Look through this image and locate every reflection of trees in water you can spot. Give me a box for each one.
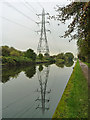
[65,60,74,67]
[2,67,22,83]
[2,65,36,83]
[38,65,43,72]
[24,66,36,78]
[2,61,74,83]
[56,62,64,68]
[56,60,74,68]
[35,65,51,114]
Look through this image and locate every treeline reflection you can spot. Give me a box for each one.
[56,60,74,68]
[2,61,74,83]
[2,65,36,83]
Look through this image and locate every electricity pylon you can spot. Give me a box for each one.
[35,65,51,114]
[36,8,51,56]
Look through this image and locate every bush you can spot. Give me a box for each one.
[2,56,34,66]
[24,49,36,61]
[2,57,16,66]
[64,52,74,61]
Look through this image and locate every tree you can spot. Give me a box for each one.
[2,46,10,56]
[64,52,74,61]
[51,1,90,62]
[56,53,65,59]
[44,53,49,57]
[38,53,43,60]
[24,49,36,61]
[10,50,20,57]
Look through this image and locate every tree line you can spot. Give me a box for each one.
[1,46,36,66]
[0,45,74,66]
[50,1,90,62]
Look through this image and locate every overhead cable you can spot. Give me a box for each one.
[1,16,34,31]
[4,2,36,22]
[24,0,37,14]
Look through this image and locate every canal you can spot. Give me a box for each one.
[2,62,74,118]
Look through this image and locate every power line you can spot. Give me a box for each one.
[4,2,36,23]
[37,2,43,9]
[21,1,36,15]
[12,100,36,118]
[24,0,37,14]
[0,16,34,31]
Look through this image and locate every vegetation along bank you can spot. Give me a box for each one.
[52,60,88,118]
[0,46,74,66]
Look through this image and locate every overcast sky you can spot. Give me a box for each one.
[0,0,77,56]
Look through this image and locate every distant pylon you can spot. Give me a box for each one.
[36,8,50,56]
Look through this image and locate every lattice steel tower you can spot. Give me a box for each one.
[36,8,50,56]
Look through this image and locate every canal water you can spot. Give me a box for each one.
[2,62,74,118]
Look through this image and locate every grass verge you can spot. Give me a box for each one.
[52,60,88,118]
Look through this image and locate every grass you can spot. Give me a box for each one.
[52,60,88,118]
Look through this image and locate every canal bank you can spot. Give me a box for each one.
[52,60,88,118]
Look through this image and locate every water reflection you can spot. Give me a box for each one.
[35,65,51,114]
[2,61,74,83]
[38,65,43,72]
[2,62,74,118]
[24,66,36,78]
[64,61,74,67]
[2,65,36,83]
[55,62,64,68]
[56,60,74,68]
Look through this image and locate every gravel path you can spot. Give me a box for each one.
[79,60,90,88]
[79,60,90,118]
